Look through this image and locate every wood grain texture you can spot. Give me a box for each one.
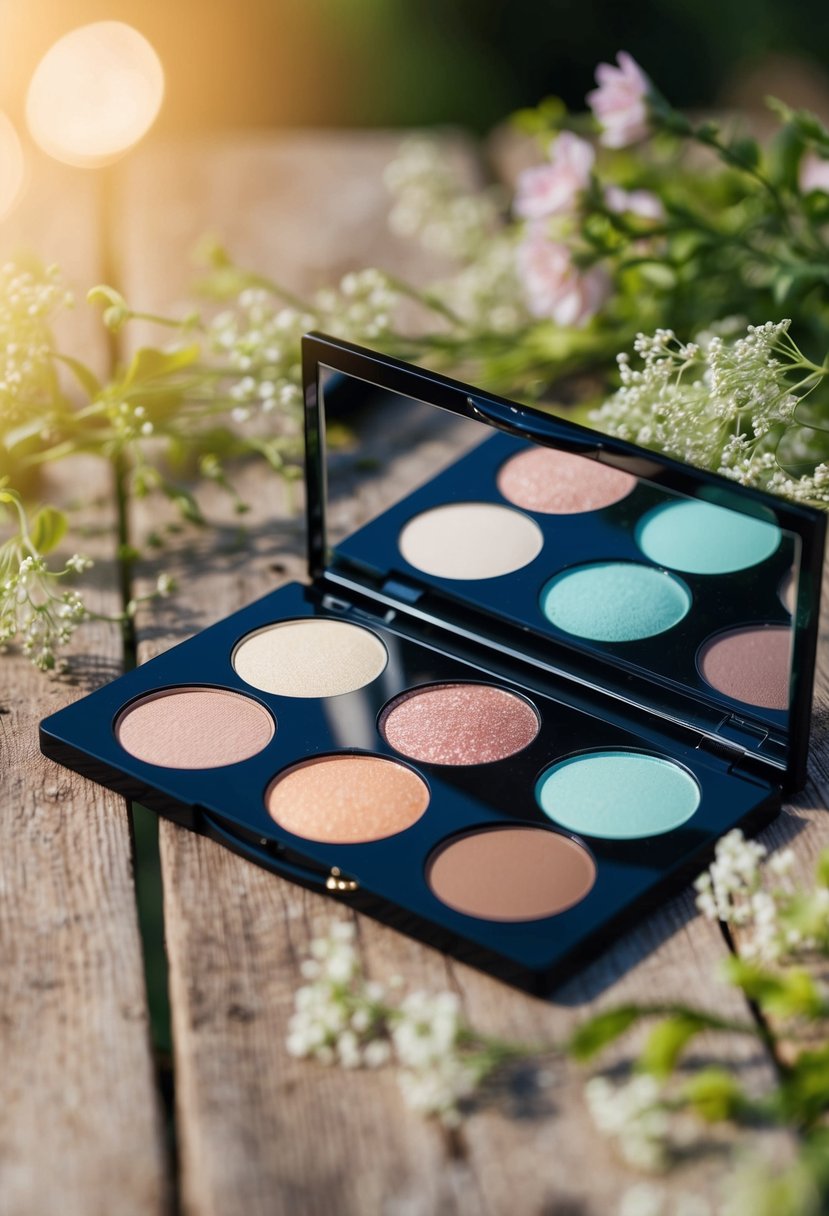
[0,467,168,1216]
[119,132,798,1215]
[0,168,167,1216]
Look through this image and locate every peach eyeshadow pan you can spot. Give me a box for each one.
[266,754,430,843]
[115,686,275,769]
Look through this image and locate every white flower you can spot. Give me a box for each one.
[517,231,610,326]
[799,152,829,195]
[587,51,651,148]
[514,132,595,219]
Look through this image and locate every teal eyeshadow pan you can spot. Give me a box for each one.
[635,499,781,574]
[536,751,701,840]
[540,561,691,642]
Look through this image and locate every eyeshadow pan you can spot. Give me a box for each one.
[536,750,700,839]
[379,682,539,765]
[497,446,636,514]
[540,561,691,642]
[635,499,781,574]
[115,686,274,769]
[399,502,544,579]
[233,618,387,698]
[266,754,430,843]
[698,625,791,710]
[427,825,596,921]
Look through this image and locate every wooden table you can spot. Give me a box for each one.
[2,131,825,1216]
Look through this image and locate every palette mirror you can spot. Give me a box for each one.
[315,360,813,784]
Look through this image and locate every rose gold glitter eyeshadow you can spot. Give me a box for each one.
[497,447,636,514]
[698,625,792,710]
[379,683,539,765]
[115,686,274,768]
[427,825,596,921]
[265,754,430,843]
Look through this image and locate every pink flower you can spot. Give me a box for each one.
[799,152,829,195]
[604,185,664,221]
[587,52,650,149]
[517,231,610,326]
[514,131,595,219]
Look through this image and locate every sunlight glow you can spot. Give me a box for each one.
[26,22,164,168]
[0,112,25,219]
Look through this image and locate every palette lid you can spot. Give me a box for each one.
[302,333,826,791]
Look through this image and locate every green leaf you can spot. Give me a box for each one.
[568,1005,644,1061]
[728,136,761,172]
[53,353,102,399]
[778,1046,829,1126]
[30,506,67,555]
[816,850,829,888]
[120,344,201,389]
[724,958,825,1019]
[639,1013,708,1078]
[767,97,829,156]
[681,1067,745,1122]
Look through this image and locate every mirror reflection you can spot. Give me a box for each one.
[320,367,799,726]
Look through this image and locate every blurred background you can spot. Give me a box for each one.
[3,0,829,138]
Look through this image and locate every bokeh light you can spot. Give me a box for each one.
[0,112,25,219]
[25,21,164,168]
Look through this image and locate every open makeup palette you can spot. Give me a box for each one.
[41,334,827,993]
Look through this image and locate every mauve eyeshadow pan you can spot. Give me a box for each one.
[379,682,539,765]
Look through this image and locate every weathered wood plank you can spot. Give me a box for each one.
[120,132,795,1215]
[0,168,168,1215]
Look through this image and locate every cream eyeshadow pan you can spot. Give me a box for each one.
[39,334,825,995]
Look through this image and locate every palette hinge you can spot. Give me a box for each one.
[696,733,748,765]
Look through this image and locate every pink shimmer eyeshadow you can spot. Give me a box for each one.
[698,626,792,711]
[116,686,275,768]
[497,447,636,515]
[379,683,540,766]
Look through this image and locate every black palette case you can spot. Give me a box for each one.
[40,334,826,993]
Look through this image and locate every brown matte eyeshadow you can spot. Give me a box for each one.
[426,825,596,922]
[379,682,540,765]
[497,446,636,514]
[115,686,275,769]
[265,754,430,843]
[698,625,792,710]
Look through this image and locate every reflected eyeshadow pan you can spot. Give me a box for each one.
[698,626,792,710]
[427,826,596,921]
[540,562,691,642]
[399,502,543,579]
[636,500,781,574]
[497,446,636,514]
[233,618,387,697]
[115,687,274,769]
[266,754,430,843]
[536,751,700,839]
[379,682,539,765]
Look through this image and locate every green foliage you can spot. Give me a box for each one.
[680,1067,746,1123]
[568,1006,645,1060]
[639,1013,710,1078]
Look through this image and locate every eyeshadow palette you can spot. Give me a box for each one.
[40,334,827,993]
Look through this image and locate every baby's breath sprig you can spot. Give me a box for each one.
[591,320,829,506]
[286,919,542,1127]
